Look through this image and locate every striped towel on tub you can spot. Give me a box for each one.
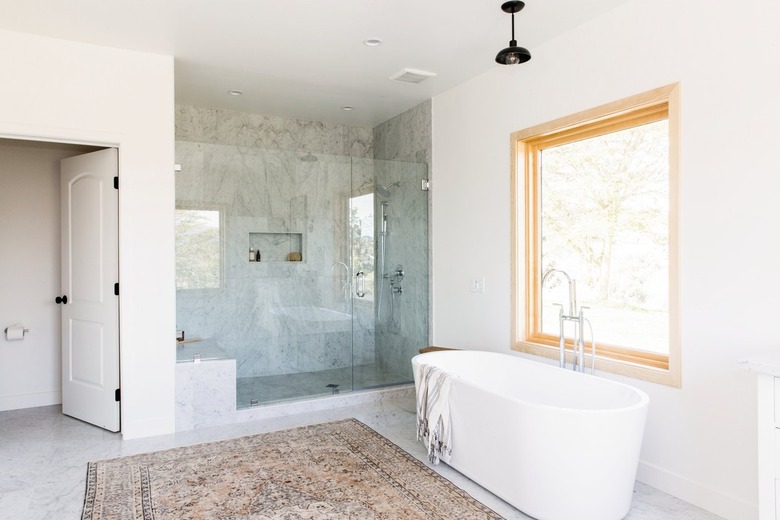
[414,363,453,465]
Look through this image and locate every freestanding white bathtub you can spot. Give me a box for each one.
[412,350,649,520]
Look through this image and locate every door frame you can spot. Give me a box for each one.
[1,131,122,430]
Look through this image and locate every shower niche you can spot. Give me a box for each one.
[247,193,306,263]
[248,232,303,262]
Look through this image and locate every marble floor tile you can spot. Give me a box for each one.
[236,362,410,408]
[0,397,724,520]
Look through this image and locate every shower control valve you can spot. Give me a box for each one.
[389,264,404,295]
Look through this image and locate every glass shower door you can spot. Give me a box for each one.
[348,185,377,389]
[350,157,428,390]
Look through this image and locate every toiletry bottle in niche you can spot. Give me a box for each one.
[249,248,255,262]
[255,250,261,262]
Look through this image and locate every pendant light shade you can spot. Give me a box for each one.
[495,1,531,65]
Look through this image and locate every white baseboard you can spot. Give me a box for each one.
[0,390,60,411]
[637,460,757,520]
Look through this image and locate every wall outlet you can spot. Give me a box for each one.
[470,277,485,293]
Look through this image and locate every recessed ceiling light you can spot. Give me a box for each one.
[342,106,355,111]
[363,38,382,47]
[227,90,243,96]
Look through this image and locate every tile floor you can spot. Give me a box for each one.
[236,363,411,408]
[0,394,724,520]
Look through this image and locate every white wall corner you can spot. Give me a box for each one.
[637,460,756,520]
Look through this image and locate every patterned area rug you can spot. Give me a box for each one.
[82,418,501,519]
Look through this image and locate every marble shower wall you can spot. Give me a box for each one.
[176,105,374,158]
[175,106,376,380]
[373,100,432,166]
[175,103,431,386]
[372,101,432,378]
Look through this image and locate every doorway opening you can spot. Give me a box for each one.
[0,138,120,432]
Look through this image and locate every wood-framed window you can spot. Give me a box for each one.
[510,84,681,386]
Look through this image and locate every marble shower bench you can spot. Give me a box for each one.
[175,339,236,431]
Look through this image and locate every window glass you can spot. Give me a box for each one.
[350,193,375,301]
[540,120,669,354]
[175,209,221,290]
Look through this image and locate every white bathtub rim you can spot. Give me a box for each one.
[413,350,649,415]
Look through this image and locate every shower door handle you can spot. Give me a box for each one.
[355,271,365,298]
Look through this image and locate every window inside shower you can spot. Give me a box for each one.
[175,208,222,290]
[349,193,375,302]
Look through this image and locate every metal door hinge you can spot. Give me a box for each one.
[115,388,121,402]
[113,176,119,190]
[421,179,430,191]
[114,283,119,296]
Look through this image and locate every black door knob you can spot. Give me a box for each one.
[55,295,68,305]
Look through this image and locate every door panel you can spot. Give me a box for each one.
[69,319,104,386]
[61,148,119,432]
[70,177,103,303]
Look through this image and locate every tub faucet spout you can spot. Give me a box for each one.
[542,268,576,317]
[541,268,594,374]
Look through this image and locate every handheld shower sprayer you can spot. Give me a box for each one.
[380,202,388,235]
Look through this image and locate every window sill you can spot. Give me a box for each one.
[512,340,681,388]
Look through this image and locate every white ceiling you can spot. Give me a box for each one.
[0,0,631,127]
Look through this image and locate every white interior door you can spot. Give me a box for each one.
[60,148,120,432]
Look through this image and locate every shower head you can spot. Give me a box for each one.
[377,181,401,199]
[300,152,318,163]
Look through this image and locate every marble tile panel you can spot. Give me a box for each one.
[0,488,34,519]
[175,358,237,432]
[373,100,432,164]
[176,105,374,158]
[175,105,219,143]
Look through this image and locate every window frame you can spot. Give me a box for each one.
[510,83,681,387]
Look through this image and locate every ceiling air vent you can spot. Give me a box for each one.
[389,68,437,84]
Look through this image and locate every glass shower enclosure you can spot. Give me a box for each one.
[175,142,428,408]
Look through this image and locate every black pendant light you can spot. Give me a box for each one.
[495,1,531,65]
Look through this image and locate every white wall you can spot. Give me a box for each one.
[0,141,95,410]
[0,30,176,438]
[431,0,780,518]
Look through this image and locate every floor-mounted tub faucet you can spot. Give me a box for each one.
[541,269,595,374]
